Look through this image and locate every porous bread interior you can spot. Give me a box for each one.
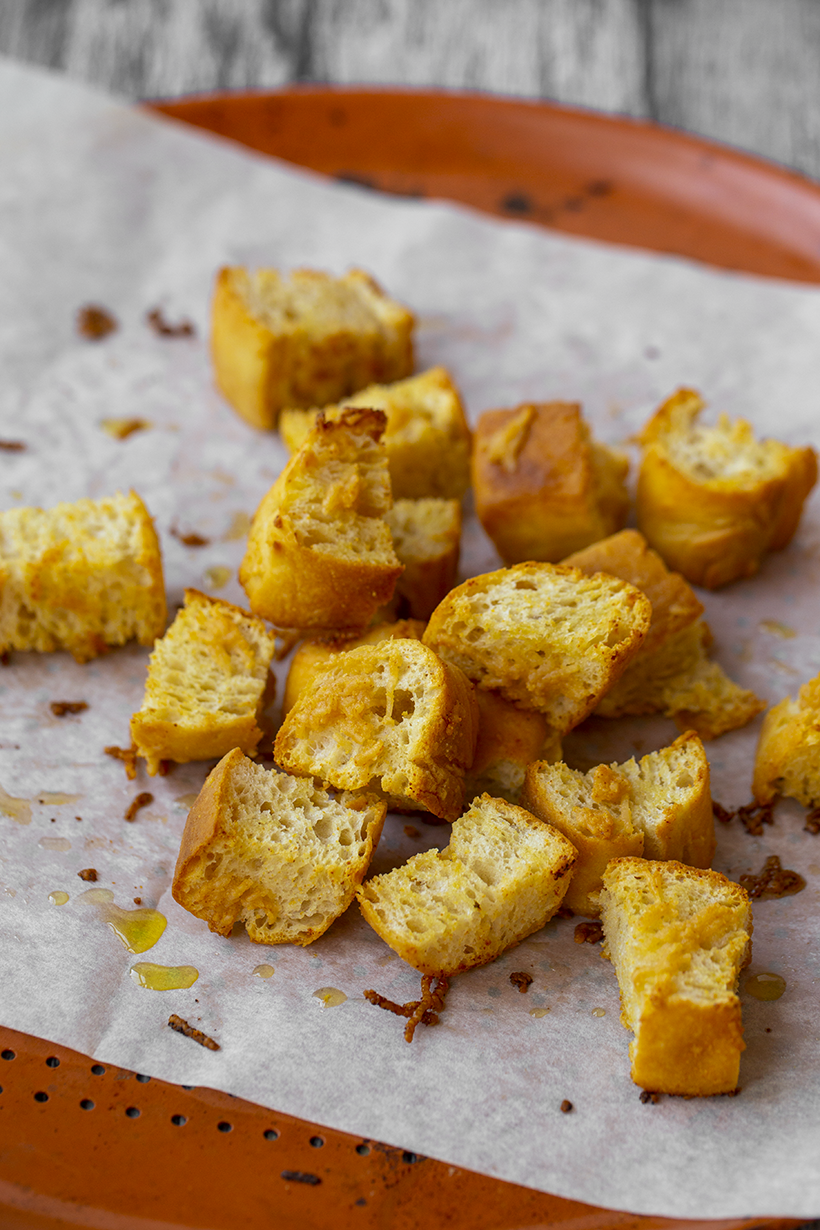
[531,760,637,843]
[186,757,379,944]
[425,565,649,731]
[385,498,461,562]
[284,414,397,562]
[284,642,442,804]
[0,491,163,656]
[136,591,274,726]
[241,268,398,338]
[618,737,708,860]
[652,398,793,487]
[754,676,820,805]
[600,859,751,1028]
[358,795,575,972]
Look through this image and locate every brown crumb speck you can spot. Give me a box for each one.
[403,825,421,839]
[158,759,174,776]
[640,1090,661,1104]
[0,440,26,452]
[133,897,142,905]
[739,855,805,900]
[50,701,88,717]
[170,524,210,548]
[509,971,533,993]
[560,1099,573,1113]
[104,744,137,780]
[101,417,151,441]
[712,801,734,824]
[146,307,195,338]
[574,920,604,944]
[168,1014,219,1050]
[364,974,450,1043]
[555,904,574,919]
[77,868,97,882]
[735,800,775,836]
[77,304,118,340]
[805,807,820,835]
[0,651,10,666]
[124,792,154,822]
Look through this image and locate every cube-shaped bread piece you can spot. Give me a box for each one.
[0,490,165,663]
[637,388,817,589]
[130,589,277,775]
[211,267,414,430]
[472,402,629,564]
[172,748,386,945]
[566,531,765,738]
[239,407,403,631]
[600,858,752,1095]
[357,794,577,975]
[524,732,714,916]
[275,639,479,822]
[282,618,426,716]
[422,562,651,735]
[466,690,562,805]
[753,673,820,806]
[280,367,471,498]
[384,498,461,621]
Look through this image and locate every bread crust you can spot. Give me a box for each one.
[385,498,461,621]
[600,858,752,1096]
[753,673,820,806]
[637,388,817,589]
[239,407,403,630]
[472,402,629,564]
[275,639,479,821]
[211,267,414,430]
[173,748,386,944]
[466,690,560,805]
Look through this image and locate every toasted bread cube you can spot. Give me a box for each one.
[523,732,714,916]
[280,367,471,498]
[384,498,461,621]
[753,673,820,806]
[637,388,817,589]
[0,490,165,663]
[466,690,561,805]
[600,858,752,1095]
[172,748,385,945]
[423,562,651,735]
[357,794,577,974]
[130,589,276,775]
[566,531,765,738]
[282,619,426,716]
[239,407,403,631]
[275,639,479,822]
[471,402,629,564]
[211,267,414,430]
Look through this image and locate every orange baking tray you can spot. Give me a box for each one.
[4,87,820,1230]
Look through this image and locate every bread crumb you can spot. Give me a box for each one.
[573,921,604,944]
[124,793,154,822]
[50,701,88,717]
[363,974,450,1043]
[713,801,734,824]
[0,440,25,452]
[640,1090,661,1104]
[509,972,533,993]
[738,855,805,900]
[100,417,151,440]
[170,525,210,548]
[167,1014,219,1050]
[560,1099,573,1113]
[77,868,97,882]
[805,807,820,835]
[133,896,142,905]
[403,825,421,839]
[104,745,138,780]
[146,307,195,338]
[77,304,117,340]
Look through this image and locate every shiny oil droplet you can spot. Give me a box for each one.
[130,963,199,990]
[759,620,797,640]
[746,973,786,1001]
[80,888,166,953]
[313,986,347,1008]
[223,511,252,541]
[205,565,232,590]
[591,1007,606,1017]
[39,836,71,852]
[0,784,31,825]
[253,964,275,979]
[37,792,82,806]
[48,891,69,906]
[174,793,200,809]
[529,1008,550,1018]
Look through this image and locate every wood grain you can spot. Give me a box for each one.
[1,0,820,181]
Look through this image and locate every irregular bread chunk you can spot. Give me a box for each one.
[130,589,277,775]
[211,267,414,430]
[565,531,765,738]
[600,858,752,1095]
[239,407,403,631]
[172,748,386,945]
[753,672,820,806]
[275,639,479,822]
[422,562,651,735]
[279,367,470,498]
[523,732,714,916]
[637,388,817,588]
[384,498,461,621]
[0,490,165,663]
[357,794,577,974]
[466,690,562,805]
[472,402,629,564]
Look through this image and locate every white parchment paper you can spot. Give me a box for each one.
[1,57,820,1220]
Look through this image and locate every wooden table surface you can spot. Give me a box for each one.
[1,0,819,184]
